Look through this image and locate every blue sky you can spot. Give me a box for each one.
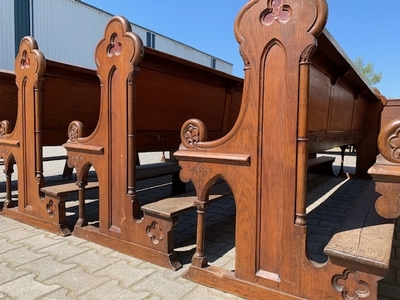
[83,0,399,98]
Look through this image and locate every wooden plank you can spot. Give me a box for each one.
[324,181,394,276]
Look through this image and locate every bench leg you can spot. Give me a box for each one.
[3,167,14,208]
[76,181,87,227]
[42,194,71,236]
[191,199,208,268]
[339,145,347,175]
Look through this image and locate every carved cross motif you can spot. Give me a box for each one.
[332,270,370,300]
[107,35,122,57]
[146,221,164,245]
[21,51,31,69]
[262,0,291,26]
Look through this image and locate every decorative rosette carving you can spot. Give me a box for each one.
[68,121,85,142]
[181,119,207,149]
[332,270,370,300]
[261,0,292,26]
[0,120,11,136]
[377,119,400,164]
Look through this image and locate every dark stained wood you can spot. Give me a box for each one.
[174,0,389,299]
[0,70,18,129]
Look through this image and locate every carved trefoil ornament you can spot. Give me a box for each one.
[107,34,122,57]
[261,0,292,26]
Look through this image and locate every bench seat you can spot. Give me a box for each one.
[308,156,336,176]
[141,181,232,219]
[40,181,99,197]
[324,181,394,277]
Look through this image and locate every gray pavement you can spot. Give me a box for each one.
[0,147,369,299]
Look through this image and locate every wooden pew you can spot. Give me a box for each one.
[0,37,100,235]
[0,20,242,239]
[172,0,391,299]
[60,16,242,270]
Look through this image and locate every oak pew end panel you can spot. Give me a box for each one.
[174,1,389,299]
[62,16,242,271]
[0,37,101,236]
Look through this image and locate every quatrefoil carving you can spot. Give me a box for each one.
[261,0,292,26]
[107,34,122,57]
[20,51,31,69]
[46,200,55,218]
[332,270,370,300]
[146,221,164,245]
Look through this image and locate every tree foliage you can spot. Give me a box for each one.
[353,56,382,86]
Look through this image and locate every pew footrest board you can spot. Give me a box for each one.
[324,181,395,277]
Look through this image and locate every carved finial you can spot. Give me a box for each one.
[15,36,46,79]
[95,16,144,69]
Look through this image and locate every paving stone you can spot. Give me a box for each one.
[15,255,77,281]
[94,260,155,288]
[37,240,90,261]
[41,288,74,300]
[0,246,47,268]
[132,272,196,300]
[79,279,151,300]
[184,285,246,300]
[14,233,64,251]
[0,262,29,285]
[0,226,42,243]
[44,266,108,298]
[0,237,24,254]
[62,249,119,273]
[0,273,60,300]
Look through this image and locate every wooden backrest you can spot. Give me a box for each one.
[136,48,242,151]
[0,70,18,129]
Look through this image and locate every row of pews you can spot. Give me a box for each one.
[0,0,399,298]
